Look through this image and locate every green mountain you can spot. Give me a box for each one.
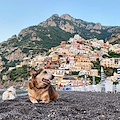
[39,14,117,40]
[0,14,120,74]
[1,14,120,87]
[1,26,73,55]
[1,14,119,57]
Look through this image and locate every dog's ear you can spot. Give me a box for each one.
[8,91,12,92]
[29,69,37,76]
[29,69,43,78]
[29,69,37,79]
[36,69,43,75]
[13,86,16,88]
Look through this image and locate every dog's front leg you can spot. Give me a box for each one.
[29,96,38,104]
[41,95,50,103]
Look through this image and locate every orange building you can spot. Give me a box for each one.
[60,41,66,45]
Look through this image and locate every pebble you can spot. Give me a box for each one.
[0,91,120,120]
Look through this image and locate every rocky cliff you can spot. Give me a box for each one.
[109,27,120,44]
[39,14,117,40]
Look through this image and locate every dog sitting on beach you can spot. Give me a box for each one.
[2,86,16,100]
[28,69,59,103]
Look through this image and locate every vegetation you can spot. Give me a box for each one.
[110,27,120,45]
[34,26,73,51]
[1,60,20,74]
[102,54,111,58]
[113,80,119,85]
[52,15,112,40]
[1,56,8,64]
[103,67,117,77]
[91,46,95,51]
[0,15,119,84]
[1,15,118,58]
[108,51,120,58]
[2,43,7,47]
[92,58,101,75]
[111,39,120,45]
[7,65,32,81]
[88,75,101,84]
[91,58,117,77]
[6,26,73,55]
[22,48,31,53]
[71,71,79,75]
[46,51,52,56]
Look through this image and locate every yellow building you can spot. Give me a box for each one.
[75,57,93,70]
[71,66,81,71]
[90,69,98,76]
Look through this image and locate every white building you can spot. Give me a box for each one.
[68,38,74,43]
[74,34,81,40]
[59,63,69,70]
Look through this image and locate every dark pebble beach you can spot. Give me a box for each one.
[0,91,120,120]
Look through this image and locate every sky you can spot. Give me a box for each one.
[0,0,120,42]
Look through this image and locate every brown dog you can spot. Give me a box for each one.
[28,69,59,103]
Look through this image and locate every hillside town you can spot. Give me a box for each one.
[1,34,120,92]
